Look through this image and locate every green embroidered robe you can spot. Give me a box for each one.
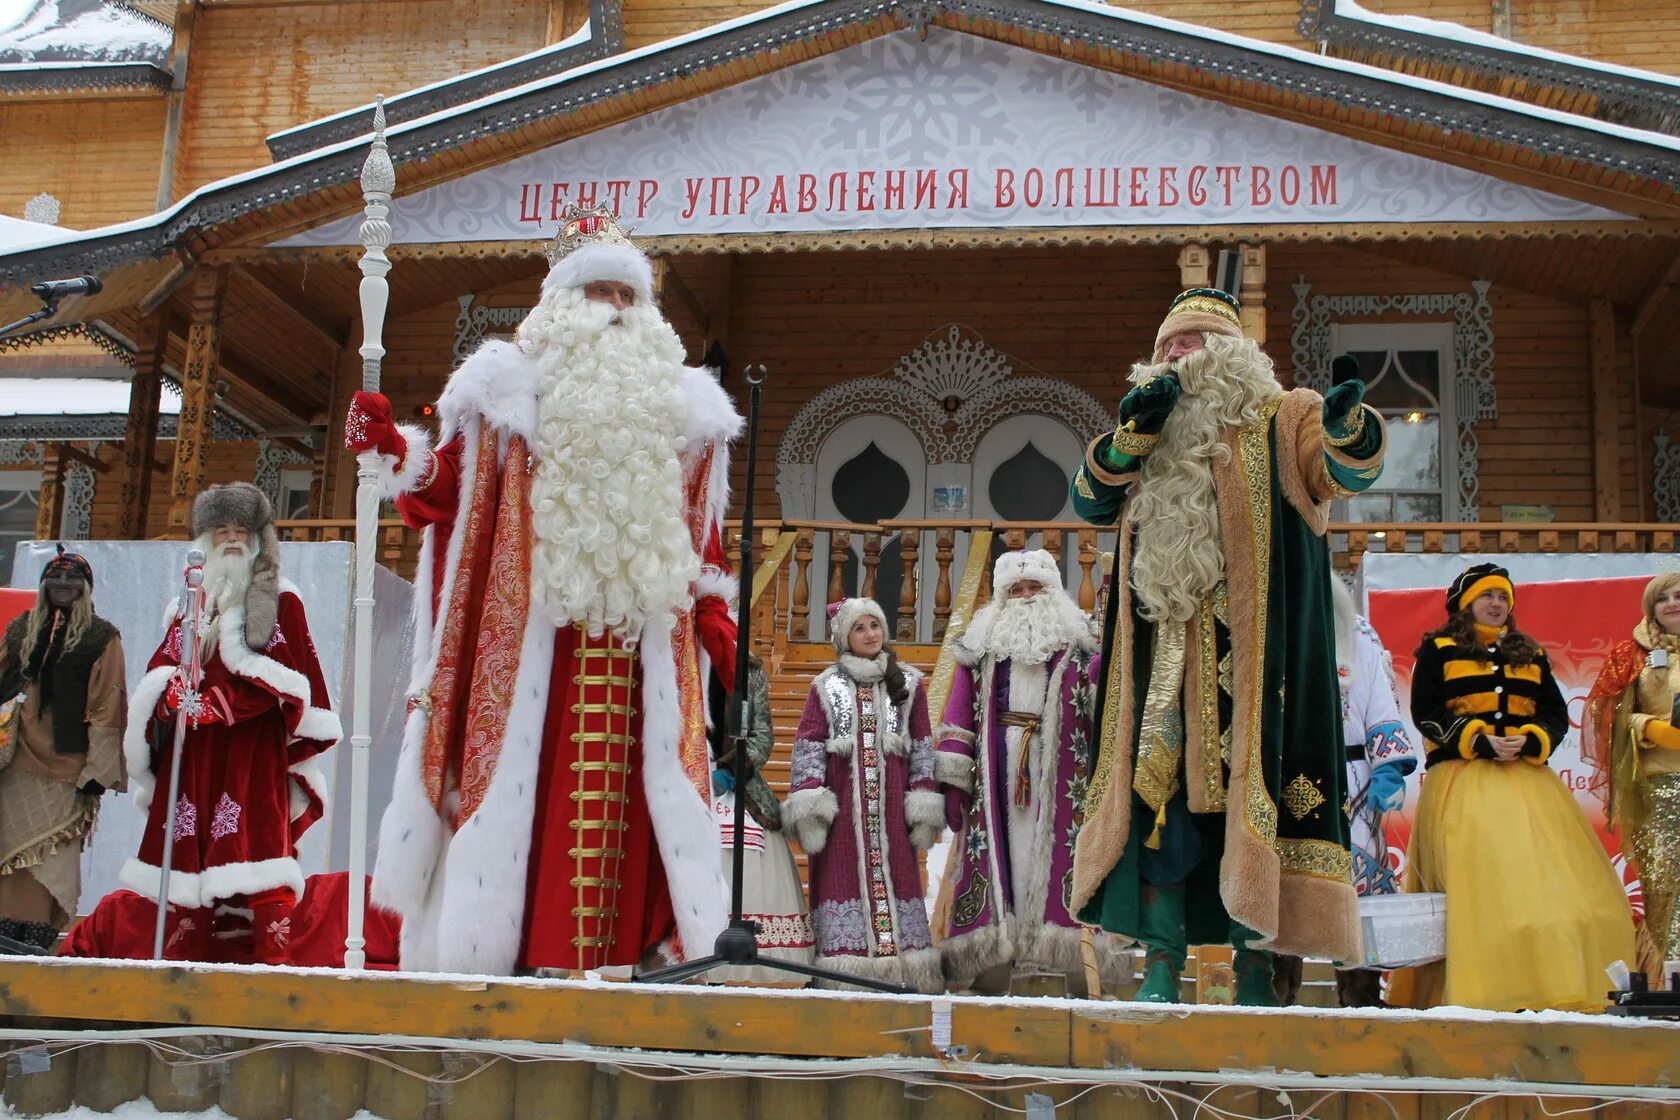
[1068,388,1384,961]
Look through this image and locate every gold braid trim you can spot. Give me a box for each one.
[1111,424,1160,457]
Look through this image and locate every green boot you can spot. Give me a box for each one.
[1133,882,1188,1004]
[1135,950,1183,1003]
[1233,946,1280,1007]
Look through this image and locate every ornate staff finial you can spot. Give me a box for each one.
[357,96,393,395]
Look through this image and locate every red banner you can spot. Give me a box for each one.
[1367,575,1649,919]
[0,588,31,632]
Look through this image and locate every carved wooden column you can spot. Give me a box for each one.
[1590,300,1622,520]
[1239,243,1267,344]
[168,268,225,530]
[1177,243,1209,290]
[34,444,66,540]
[118,316,167,538]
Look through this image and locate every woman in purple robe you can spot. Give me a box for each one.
[782,597,944,993]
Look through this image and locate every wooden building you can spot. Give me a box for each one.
[0,0,1674,567]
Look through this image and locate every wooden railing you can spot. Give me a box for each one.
[270,519,1680,648]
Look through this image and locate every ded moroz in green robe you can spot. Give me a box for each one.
[1068,388,1385,962]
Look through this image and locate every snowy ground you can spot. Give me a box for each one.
[0,1105,390,1120]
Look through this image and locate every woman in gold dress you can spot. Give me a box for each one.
[1391,563,1634,1012]
[1586,571,1680,979]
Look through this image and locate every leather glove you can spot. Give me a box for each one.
[1643,717,1680,751]
[1323,380,1368,445]
[344,391,408,465]
[78,780,104,797]
[1365,762,1408,813]
[1117,375,1180,437]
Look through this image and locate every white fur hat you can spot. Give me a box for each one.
[992,549,1061,601]
[540,242,656,305]
[828,597,888,653]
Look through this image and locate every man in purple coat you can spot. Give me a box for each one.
[934,550,1131,994]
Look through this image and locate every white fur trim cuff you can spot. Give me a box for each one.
[782,787,838,855]
[935,749,976,793]
[378,424,436,501]
[120,855,305,909]
[905,789,945,851]
[694,567,739,605]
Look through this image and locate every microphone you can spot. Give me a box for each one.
[29,275,102,302]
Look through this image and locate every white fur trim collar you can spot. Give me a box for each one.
[839,652,890,682]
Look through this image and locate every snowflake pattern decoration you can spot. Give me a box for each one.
[173,796,197,841]
[825,35,1018,164]
[210,793,242,841]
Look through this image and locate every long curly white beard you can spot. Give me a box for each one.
[979,590,1094,665]
[522,287,699,640]
[1128,334,1283,624]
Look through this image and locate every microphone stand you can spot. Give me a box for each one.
[153,549,207,959]
[635,366,909,994]
[0,300,59,342]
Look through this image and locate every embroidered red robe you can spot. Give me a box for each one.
[371,342,739,975]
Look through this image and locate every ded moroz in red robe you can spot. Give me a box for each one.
[122,584,338,908]
[371,341,741,976]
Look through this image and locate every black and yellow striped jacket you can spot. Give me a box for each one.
[1410,635,1568,768]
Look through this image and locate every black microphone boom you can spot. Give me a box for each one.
[29,275,101,302]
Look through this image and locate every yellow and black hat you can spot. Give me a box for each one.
[1448,562,1514,615]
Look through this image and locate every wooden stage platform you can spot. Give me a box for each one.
[0,958,1675,1118]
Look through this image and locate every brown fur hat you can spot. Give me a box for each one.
[191,481,281,650]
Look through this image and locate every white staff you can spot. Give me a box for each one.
[345,97,393,970]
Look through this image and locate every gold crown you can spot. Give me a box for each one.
[544,203,637,266]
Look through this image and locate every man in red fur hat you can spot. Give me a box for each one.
[347,205,739,976]
[125,482,338,963]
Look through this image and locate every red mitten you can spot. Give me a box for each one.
[344,391,406,466]
[694,596,738,687]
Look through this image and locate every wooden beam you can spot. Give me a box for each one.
[1633,251,1680,340]
[33,444,66,540]
[1239,241,1266,345]
[118,315,167,539]
[1177,243,1209,289]
[168,267,224,530]
[232,265,344,355]
[137,255,193,318]
[1591,300,1623,520]
[56,445,110,475]
[653,257,709,336]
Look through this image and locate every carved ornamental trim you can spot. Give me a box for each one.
[1290,279,1495,520]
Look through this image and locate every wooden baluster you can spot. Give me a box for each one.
[1538,530,1560,553]
[897,529,919,642]
[1077,528,1097,613]
[1615,530,1637,553]
[1655,531,1675,553]
[1577,530,1600,553]
[1347,530,1368,573]
[1460,529,1483,553]
[791,528,813,641]
[828,530,851,604]
[1499,529,1521,553]
[861,531,881,600]
[1386,530,1408,553]
[1005,527,1027,551]
[1423,530,1444,554]
[933,528,956,641]
[1045,529,1063,566]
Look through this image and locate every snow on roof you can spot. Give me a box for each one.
[0,377,180,417]
[0,213,67,253]
[1,0,1678,272]
[1333,0,1680,91]
[0,0,170,66]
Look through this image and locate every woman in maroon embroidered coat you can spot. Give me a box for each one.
[783,598,945,993]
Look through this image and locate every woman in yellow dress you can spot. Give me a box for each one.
[1390,563,1634,1012]
[1585,571,1680,979]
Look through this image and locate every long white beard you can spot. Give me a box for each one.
[981,591,1093,665]
[1128,334,1283,623]
[521,287,699,639]
[200,539,255,614]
